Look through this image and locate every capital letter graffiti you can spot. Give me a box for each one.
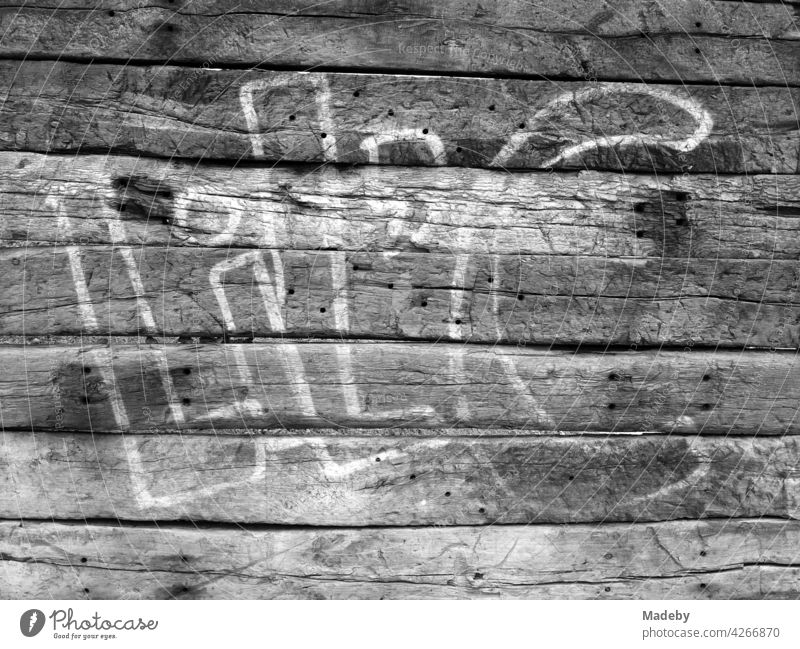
[208,250,317,418]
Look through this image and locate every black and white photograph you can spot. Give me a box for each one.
[0,0,799,645]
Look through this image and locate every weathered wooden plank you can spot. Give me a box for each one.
[6,245,800,347]
[8,152,798,343]
[2,63,797,171]
[5,153,800,258]
[4,0,798,32]
[2,432,798,524]
[1,343,797,433]
[3,519,800,599]
[0,1,798,84]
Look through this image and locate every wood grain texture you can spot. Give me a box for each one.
[2,63,798,171]
[2,343,798,433]
[0,1,798,84]
[3,519,800,599]
[2,432,799,524]
[5,153,800,258]
[7,153,799,346]
[1,1,799,606]
[6,244,800,347]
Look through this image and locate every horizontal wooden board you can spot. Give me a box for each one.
[2,63,798,171]
[7,153,799,346]
[5,153,800,257]
[0,1,798,84]
[2,432,798,524]
[6,244,800,347]
[3,519,800,598]
[1,343,798,433]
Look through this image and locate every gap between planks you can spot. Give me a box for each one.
[2,54,799,89]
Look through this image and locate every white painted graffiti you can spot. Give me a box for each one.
[207,250,317,418]
[47,76,716,451]
[239,75,713,167]
[240,74,339,161]
[491,84,713,168]
[359,128,448,165]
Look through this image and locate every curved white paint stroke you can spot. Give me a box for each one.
[359,128,447,165]
[307,438,449,483]
[624,460,708,506]
[315,446,408,481]
[240,74,339,161]
[51,196,99,333]
[53,197,130,430]
[489,254,556,428]
[200,396,266,422]
[209,250,285,334]
[447,347,471,423]
[106,186,184,426]
[329,253,441,423]
[173,186,243,247]
[89,347,130,432]
[208,251,316,417]
[490,84,714,168]
[196,345,268,424]
[329,253,361,416]
[448,255,470,341]
[445,228,472,421]
[330,251,350,334]
[124,435,266,509]
[329,254,437,422]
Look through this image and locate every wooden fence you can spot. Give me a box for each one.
[1,0,799,599]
